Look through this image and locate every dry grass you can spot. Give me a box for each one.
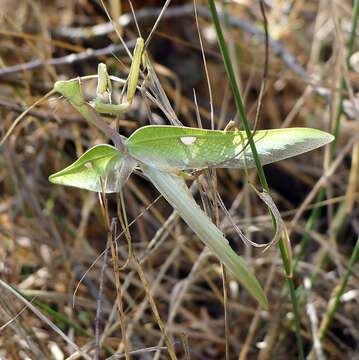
[1,1,359,359]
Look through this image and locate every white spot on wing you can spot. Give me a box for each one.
[84,162,93,169]
[180,136,197,146]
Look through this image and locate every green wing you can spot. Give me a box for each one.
[126,126,334,171]
[49,144,130,193]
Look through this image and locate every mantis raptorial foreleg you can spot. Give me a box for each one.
[90,37,145,115]
[54,37,146,147]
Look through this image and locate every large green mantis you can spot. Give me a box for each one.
[49,37,334,309]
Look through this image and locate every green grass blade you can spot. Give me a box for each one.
[332,0,359,153]
[320,237,359,340]
[207,0,269,189]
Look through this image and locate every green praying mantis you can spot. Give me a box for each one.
[49,37,334,309]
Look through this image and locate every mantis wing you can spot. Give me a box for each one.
[49,126,333,192]
[49,144,135,193]
[127,126,334,172]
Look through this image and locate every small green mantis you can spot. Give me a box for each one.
[49,37,334,309]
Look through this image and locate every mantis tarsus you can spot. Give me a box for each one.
[50,36,334,309]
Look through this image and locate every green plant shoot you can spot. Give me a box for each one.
[49,38,334,309]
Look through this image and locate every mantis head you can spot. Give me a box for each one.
[55,79,84,107]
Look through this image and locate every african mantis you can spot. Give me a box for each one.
[49,36,334,309]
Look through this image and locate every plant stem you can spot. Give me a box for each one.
[319,237,359,340]
[331,0,359,152]
[207,1,304,358]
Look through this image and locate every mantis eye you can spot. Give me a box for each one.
[180,136,197,146]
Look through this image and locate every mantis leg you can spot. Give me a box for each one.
[90,37,145,115]
[54,79,124,148]
[53,39,145,146]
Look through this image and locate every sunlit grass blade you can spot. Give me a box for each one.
[141,165,269,309]
[127,126,334,171]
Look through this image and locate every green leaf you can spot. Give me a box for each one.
[49,144,128,193]
[127,126,334,171]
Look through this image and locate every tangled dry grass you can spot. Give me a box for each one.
[1,1,359,359]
